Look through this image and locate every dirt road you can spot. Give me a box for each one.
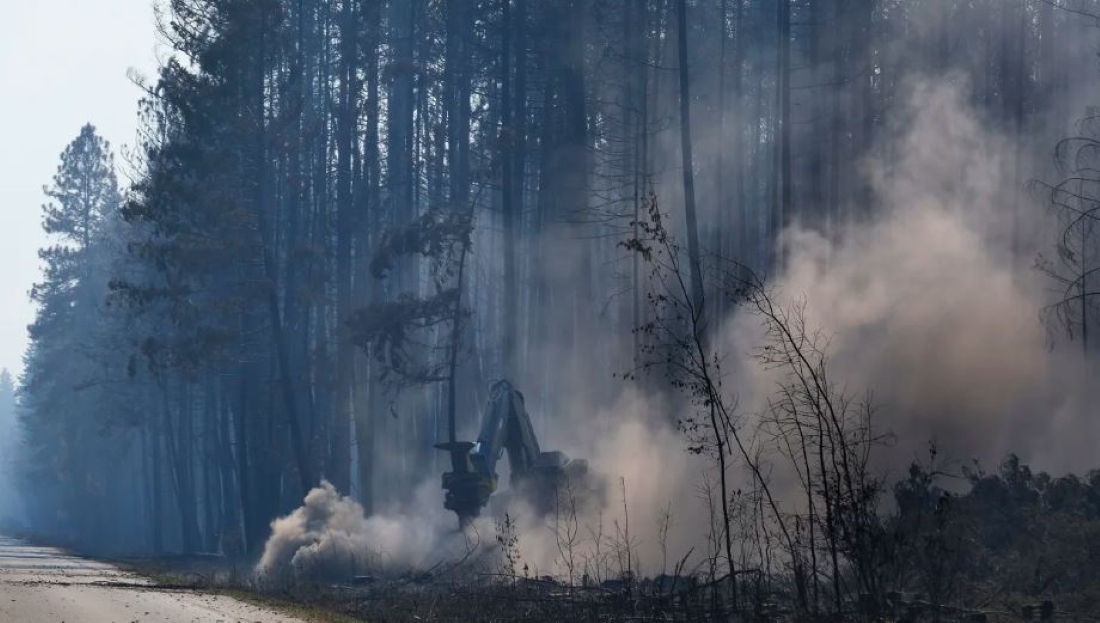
[0,536,305,622]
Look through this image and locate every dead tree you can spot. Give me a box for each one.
[625,194,893,619]
[1033,110,1100,357]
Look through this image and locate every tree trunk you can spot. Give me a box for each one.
[331,0,359,495]
[356,0,384,515]
[676,0,706,316]
[778,0,792,243]
[254,3,312,497]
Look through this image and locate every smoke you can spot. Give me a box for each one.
[256,480,488,581]
[504,389,714,578]
[256,481,373,579]
[258,73,1100,581]
[256,391,713,581]
[724,76,1098,474]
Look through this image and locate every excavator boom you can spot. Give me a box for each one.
[436,380,590,527]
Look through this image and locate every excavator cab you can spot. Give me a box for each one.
[435,380,593,527]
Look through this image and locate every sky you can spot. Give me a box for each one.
[0,1,159,378]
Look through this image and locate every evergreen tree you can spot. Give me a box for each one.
[0,371,16,453]
[0,370,20,524]
[19,124,127,546]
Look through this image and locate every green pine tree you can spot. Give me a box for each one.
[19,124,121,541]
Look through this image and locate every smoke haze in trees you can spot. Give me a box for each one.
[259,72,1100,577]
[14,0,1100,589]
[724,77,1099,475]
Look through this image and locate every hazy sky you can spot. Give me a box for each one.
[0,1,159,378]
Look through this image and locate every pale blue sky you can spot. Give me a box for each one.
[0,1,159,378]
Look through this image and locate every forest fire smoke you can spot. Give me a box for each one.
[14,0,1100,618]
[255,481,476,580]
[256,400,711,581]
[256,481,375,580]
[258,77,1097,581]
[725,77,1097,473]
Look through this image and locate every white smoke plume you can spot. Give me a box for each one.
[723,76,1098,474]
[255,391,711,582]
[256,480,490,581]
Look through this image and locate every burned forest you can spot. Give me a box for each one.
[6,0,1100,621]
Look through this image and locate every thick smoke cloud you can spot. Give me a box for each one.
[727,77,1097,474]
[257,392,714,580]
[257,480,483,580]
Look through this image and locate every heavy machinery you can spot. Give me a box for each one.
[435,380,592,527]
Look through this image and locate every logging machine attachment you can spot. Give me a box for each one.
[435,380,592,527]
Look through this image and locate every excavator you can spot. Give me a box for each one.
[435,380,593,527]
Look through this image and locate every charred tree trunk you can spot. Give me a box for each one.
[331,0,359,495]
[356,0,384,515]
[676,0,705,317]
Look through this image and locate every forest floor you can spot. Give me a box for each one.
[58,548,1088,623]
[104,553,1081,623]
[107,554,708,620]
[114,553,747,623]
[115,554,582,623]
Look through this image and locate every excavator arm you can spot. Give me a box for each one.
[470,380,540,481]
[436,380,587,527]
